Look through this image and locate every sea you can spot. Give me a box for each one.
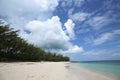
[71,60,120,80]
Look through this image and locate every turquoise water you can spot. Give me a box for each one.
[71,60,120,80]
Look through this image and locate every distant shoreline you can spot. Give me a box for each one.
[70,59,120,63]
[70,61,119,80]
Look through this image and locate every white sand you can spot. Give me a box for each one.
[0,62,114,80]
[0,62,77,80]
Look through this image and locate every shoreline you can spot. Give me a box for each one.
[69,63,117,80]
[0,62,117,80]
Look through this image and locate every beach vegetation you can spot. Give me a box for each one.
[0,20,69,62]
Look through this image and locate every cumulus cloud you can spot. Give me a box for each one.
[93,29,120,45]
[20,16,83,54]
[21,16,69,49]
[0,0,84,54]
[64,19,75,39]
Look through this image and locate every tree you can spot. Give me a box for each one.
[0,20,69,62]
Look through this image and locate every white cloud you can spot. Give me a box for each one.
[73,0,84,7]
[87,16,111,30]
[82,49,120,60]
[112,53,120,57]
[61,0,72,7]
[94,33,113,45]
[82,49,112,60]
[21,16,69,49]
[69,12,89,22]
[93,29,120,45]
[86,9,119,30]
[83,49,120,56]
[0,0,59,15]
[0,0,84,54]
[78,28,90,33]
[103,0,120,10]
[68,8,74,16]
[83,50,105,56]
[20,16,83,54]
[63,45,84,54]
[0,0,59,29]
[61,0,84,7]
[83,49,113,56]
[113,29,120,35]
[64,19,75,39]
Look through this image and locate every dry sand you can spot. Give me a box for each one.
[0,62,77,80]
[0,62,113,80]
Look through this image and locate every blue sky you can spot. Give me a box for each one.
[0,0,120,61]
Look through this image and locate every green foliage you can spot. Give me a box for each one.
[0,20,69,62]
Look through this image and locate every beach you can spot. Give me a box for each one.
[69,64,114,80]
[0,62,114,80]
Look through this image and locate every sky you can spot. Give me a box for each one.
[0,0,120,61]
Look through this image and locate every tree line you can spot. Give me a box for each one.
[0,20,69,62]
